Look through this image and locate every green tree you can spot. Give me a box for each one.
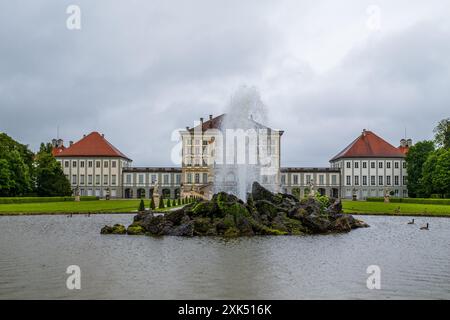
[138,199,145,212]
[149,197,155,210]
[431,149,450,197]
[0,133,33,196]
[434,118,450,149]
[405,140,435,197]
[158,197,165,209]
[172,199,177,207]
[35,143,72,196]
[166,198,171,208]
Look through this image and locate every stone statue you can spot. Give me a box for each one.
[153,182,161,208]
[308,179,315,197]
[74,186,80,202]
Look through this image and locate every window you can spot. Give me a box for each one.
[305,175,311,184]
[387,176,391,185]
[346,176,351,185]
[331,175,337,185]
[96,161,101,168]
[371,162,375,169]
[293,175,298,185]
[80,174,85,185]
[138,174,144,184]
[354,162,359,169]
[176,174,181,184]
[403,176,407,185]
[346,162,351,169]
[362,176,367,186]
[95,175,100,185]
[281,175,286,184]
[72,175,77,184]
[394,162,399,169]
[394,175,399,186]
[88,175,93,185]
[187,173,192,184]
[104,161,108,168]
[126,174,131,184]
[104,175,108,185]
[164,174,169,184]
[387,162,391,169]
[80,161,85,168]
[378,176,383,185]
[319,175,324,185]
[371,176,376,185]
[72,161,77,167]
[378,162,383,169]
[151,175,157,184]
[354,176,359,186]
[202,173,208,183]
[403,162,406,169]
[111,175,116,185]
[88,161,93,168]
[65,161,69,168]
[195,173,200,184]
[112,161,116,168]
[362,162,367,169]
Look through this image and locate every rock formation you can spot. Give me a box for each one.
[100,182,368,237]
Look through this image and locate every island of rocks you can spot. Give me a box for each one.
[101,182,368,237]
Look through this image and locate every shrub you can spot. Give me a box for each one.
[138,199,145,212]
[166,198,171,208]
[366,197,450,205]
[149,197,155,210]
[158,198,165,209]
[0,196,99,204]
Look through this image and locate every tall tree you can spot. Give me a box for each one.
[0,133,33,196]
[431,149,450,197]
[434,117,450,149]
[405,140,435,197]
[34,143,72,196]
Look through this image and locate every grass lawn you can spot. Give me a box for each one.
[0,199,186,215]
[343,200,450,217]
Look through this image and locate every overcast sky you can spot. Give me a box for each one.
[1,0,449,166]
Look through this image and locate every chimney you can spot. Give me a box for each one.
[400,139,407,147]
[362,129,366,136]
[69,141,74,146]
[209,114,213,120]
[83,134,86,138]
[186,126,190,131]
[406,139,413,147]
[200,117,204,125]
[102,133,105,138]
[57,139,64,148]
[51,139,57,147]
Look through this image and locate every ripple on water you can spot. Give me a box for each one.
[0,214,449,299]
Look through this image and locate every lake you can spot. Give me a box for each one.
[0,214,449,299]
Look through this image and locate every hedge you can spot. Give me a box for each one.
[0,196,99,204]
[366,197,450,205]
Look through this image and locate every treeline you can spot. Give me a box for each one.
[0,133,72,197]
[406,118,450,198]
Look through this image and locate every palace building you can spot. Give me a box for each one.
[53,115,411,200]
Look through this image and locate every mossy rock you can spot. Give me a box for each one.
[193,217,213,235]
[127,224,145,235]
[102,224,126,235]
[191,201,219,218]
[223,227,240,237]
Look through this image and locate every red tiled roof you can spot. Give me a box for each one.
[54,132,131,160]
[52,146,65,157]
[330,130,405,161]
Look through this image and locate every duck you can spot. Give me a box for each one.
[407,219,415,225]
[420,223,429,230]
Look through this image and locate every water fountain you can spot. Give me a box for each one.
[212,86,279,200]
